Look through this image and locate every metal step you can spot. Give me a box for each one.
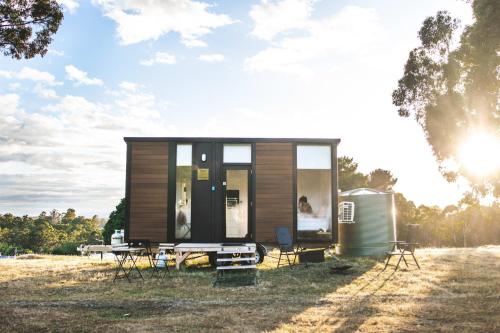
[217,265,257,270]
[217,257,256,262]
[217,250,255,255]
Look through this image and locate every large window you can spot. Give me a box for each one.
[297,145,332,241]
[175,144,192,239]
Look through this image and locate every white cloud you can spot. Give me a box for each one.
[0,67,59,84]
[48,49,65,56]
[0,84,173,217]
[8,83,21,91]
[0,67,62,86]
[249,0,314,41]
[93,0,235,47]
[140,52,176,66]
[65,65,104,86]
[1,67,61,98]
[198,53,225,63]
[18,67,58,83]
[58,0,80,13]
[0,70,13,79]
[34,84,59,99]
[245,5,383,77]
[0,93,21,117]
[119,81,139,92]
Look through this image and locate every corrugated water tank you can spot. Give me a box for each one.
[336,188,396,256]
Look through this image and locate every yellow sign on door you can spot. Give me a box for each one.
[197,168,209,181]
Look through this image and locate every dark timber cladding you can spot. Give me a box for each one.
[255,142,294,242]
[128,142,168,242]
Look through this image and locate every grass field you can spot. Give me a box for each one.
[0,247,499,332]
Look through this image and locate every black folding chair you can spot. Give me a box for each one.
[128,239,154,267]
[275,227,302,268]
[384,224,421,271]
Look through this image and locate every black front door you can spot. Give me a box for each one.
[191,142,214,242]
[171,141,254,243]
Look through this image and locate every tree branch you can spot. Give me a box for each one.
[1,18,50,28]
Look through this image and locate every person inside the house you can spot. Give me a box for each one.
[177,210,187,226]
[176,210,190,238]
[298,196,313,214]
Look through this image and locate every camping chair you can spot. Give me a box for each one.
[275,227,302,268]
[384,224,421,271]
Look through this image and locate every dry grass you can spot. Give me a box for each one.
[0,247,499,332]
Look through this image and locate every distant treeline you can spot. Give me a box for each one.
[1,200,498,255]
[395,193,500,247]
[339,156,500,247]
[1,157,498,255]
[0,209,103,255]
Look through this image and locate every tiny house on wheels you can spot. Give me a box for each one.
[124,137,340,263]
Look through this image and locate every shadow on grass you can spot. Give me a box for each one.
[307,248,500,332]
[321,267,400,332]
[396,249,500,332]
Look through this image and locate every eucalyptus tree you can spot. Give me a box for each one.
[0,0,63,59]
[393,0,499,196]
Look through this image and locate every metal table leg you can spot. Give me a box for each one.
[113,253,131,283]
[128,252,144,280]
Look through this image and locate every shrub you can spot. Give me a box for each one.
[52,241,79,255]
[103,198,125,244]
[0,242,18,256]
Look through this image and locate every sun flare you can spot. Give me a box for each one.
[459,132,500,177]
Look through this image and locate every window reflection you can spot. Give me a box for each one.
[225,169,248,238]
[176,144,192,239]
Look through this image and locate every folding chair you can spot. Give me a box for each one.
[128,239,154,268]
[275,227,302,268]
[384,224,420,271]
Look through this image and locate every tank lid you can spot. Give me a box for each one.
[340,188,391,196]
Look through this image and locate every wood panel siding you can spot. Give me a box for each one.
[255,143,294,242]
[129,142,168,242]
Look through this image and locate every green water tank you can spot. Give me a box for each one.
[336,188,396,256]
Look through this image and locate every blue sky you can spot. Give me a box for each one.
[0,0,473,218]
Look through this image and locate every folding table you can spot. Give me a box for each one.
[112,247,145,282]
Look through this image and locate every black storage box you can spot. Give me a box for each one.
[298,249,325,263]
